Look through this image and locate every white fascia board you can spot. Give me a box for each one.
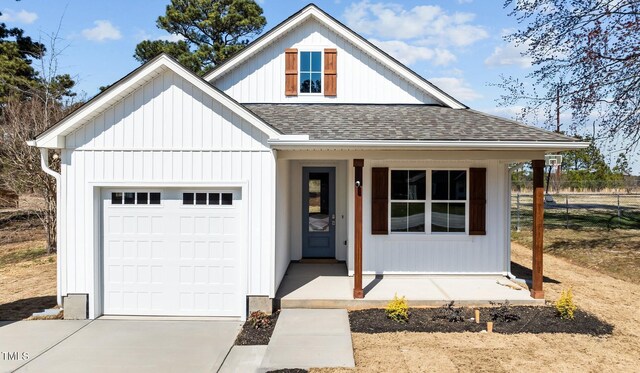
[204,6,465,109]
[33,55,279,149]
[267,139,591,152]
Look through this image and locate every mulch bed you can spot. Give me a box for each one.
[349,306,613,336]
[235,311,280,345]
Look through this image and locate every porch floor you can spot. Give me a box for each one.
[276,263,543,309]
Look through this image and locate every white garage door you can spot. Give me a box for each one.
[102,188,242,317]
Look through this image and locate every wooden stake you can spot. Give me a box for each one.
[475,309,480,323]
[487,322,493,333]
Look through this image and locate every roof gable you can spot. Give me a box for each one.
[32,54,280,149]
[204,4,466,108]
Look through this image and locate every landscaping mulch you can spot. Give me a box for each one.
[234,311,280,345]
[349,306,613,336]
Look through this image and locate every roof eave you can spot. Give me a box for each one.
[268,139,591,152]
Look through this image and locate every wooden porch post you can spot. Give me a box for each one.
[531,159,545,299]
[353,159,364,298]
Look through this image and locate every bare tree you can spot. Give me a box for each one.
[0,26,79,253]
[495,0,640,151]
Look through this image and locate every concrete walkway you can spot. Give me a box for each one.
[2,319,240,373]
[259,309,355,370]
[0,320,89,373]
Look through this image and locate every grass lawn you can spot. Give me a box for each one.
[0,209,57,320]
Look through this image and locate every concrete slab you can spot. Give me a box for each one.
[277,263,543,308]
[17,319,241,373]
[260,309,355,370]
[0,320,89,373]
[219,346,267,373]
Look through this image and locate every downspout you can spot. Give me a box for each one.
[505,162,526,281]
[39,147,63,306]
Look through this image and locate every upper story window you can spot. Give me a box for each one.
[299,51,322,93]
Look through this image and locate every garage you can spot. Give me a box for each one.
[102,188,243,317]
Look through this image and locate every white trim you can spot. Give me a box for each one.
[268,139,591,151]
[31,55,280,149]
[203,5,465,108]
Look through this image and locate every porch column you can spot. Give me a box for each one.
[531,159,545,299]
[353,159,364,298]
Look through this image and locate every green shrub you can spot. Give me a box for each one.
[248,311,272,329]
[385,294,409,323]
[555,288,577,320]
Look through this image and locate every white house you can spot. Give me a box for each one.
[29,4,587,319]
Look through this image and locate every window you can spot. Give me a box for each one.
[111,192,161,205]
[390,170,426,232]
[431,170,467,233]
[124,192,135,205]
[221,193,233,205]
[299,51,322,93]
[137,192,148,205]
[386,169,468,234]
[149,193,161,205]
[111,192,123,204]
[183,192,233,206]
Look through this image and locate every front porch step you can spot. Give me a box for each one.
[278,298,545,310]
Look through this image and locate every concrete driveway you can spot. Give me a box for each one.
[0,319,241,373]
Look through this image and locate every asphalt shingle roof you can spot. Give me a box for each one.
[244,104,579,142]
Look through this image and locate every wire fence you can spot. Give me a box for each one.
[512,193,640,231]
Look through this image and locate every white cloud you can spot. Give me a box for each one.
[135,30,185,43]
[371,39,456,66]
[484,41,532,68]
[429,77,482,102]
[0,9,38,24]
[81,20,122,42]
[344,1,488,47]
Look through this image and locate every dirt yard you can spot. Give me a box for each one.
[313,242,640,373]
[0,208,56,320]
[513,228,640,283]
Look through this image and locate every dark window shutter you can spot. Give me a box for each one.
[324,48,337,96]
[285,48,298,96]
[371,167,389,235]
[469,168,487,235]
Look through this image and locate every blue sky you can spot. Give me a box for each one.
[2,0,636,171]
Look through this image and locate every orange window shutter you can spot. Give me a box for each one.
[324,48,337,96]
[285,48,298,96]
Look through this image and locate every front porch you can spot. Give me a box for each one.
[275,262,542,309]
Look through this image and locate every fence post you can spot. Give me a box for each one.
[617,194,621,218]
[565,195,569,229]
[516,193,521,232]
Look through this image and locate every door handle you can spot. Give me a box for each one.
[331,214,336,226]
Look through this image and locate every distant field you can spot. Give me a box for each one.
[512,193,640,230]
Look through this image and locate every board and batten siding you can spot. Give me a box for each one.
[352,159,510,274]
[60,69,275,304]
[211,18,440,104]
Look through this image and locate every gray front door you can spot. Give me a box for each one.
[302,167,336,258]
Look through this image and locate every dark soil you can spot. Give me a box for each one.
[266,370,308,373]
[235,311,280,345]
[349,306,613,336]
